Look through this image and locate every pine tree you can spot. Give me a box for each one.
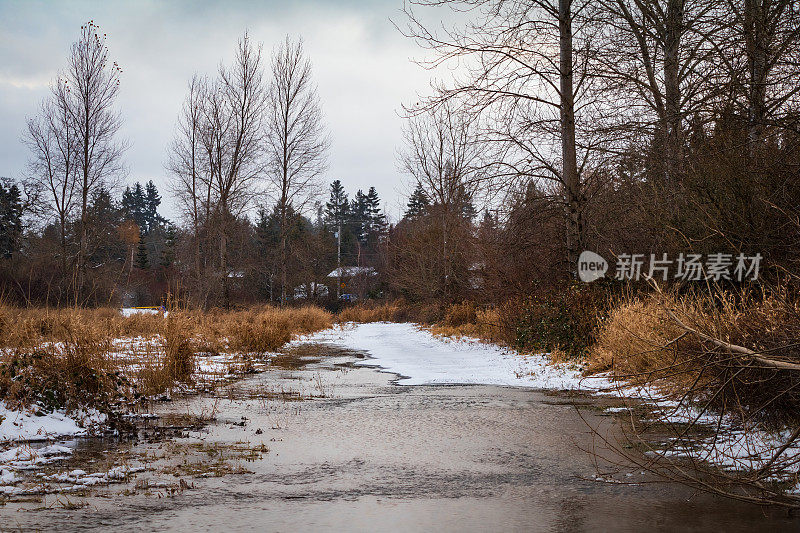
[0,181,22,259]
[88,186,125,265]
[324,180,349,228]
[350,190,370,243]
[122,181,167,236]
[136,233,149,270]
[144,180,166,233]
[159,224,176,268]
[365,186,387,234]
[122,182,147,233]
[405,183,430,219]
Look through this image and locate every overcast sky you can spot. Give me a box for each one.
[0,0,454,222]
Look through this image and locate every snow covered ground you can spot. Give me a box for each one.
[293,322,611,390]
[120,307,160,317]
[0,403,107,442]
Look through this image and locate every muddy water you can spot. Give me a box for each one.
[2,344,796,532]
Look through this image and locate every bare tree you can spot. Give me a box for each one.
[716,0,800,149]
[402,0,608,276]
[400,103,482,300]
[265,36,329,303]
[216,33,268,285]
[597,1,723,181]
[168,75,206,280]
[169,33,267,306]
[64,21,126,295]
[24,78,79,277]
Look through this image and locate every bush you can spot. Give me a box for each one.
[509,283,613,359]
[0,320,130,414]
[588,287,800,426]
[444,301,477,327]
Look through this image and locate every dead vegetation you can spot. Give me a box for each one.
[588,284,800,509]
[0,303,334,417]
[589,286,800,425]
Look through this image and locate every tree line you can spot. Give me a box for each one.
[3,2,800,308]
[391,0,800,304]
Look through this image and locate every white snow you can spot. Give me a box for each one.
[120,307,160,317]
[1,468,17,484]
[0,403,107,442]
[0,443,74,468]
[294,322,610,390]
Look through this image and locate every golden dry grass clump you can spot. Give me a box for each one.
[337,301,402,323]
[587,288,800,424]
[0,313,129,414]
[431,305,504,344]
[0,303,336,408]
[224,305,333,355]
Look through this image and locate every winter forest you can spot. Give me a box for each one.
[2,0,800,528]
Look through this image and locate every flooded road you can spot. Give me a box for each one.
[1,343,795,532]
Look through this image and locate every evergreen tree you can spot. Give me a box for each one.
[121,180,167,236]
[0,180,23,259]
[144,180,166,233]
[324,180,349,228]
[87,186,125,264]
[136,233,149,270]
[365,187,387,234]
[159,224,176,268]
[405,183,430,219]
[350,190,370,243]
[458,183,477,221]
[122,182,147,233]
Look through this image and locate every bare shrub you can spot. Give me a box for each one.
[337,302,402,323]
[587,285,800,508]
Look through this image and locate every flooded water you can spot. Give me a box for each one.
[1,343,796,532]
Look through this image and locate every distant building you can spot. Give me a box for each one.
[294,282,329,300]
[327,266,377,278]
[327,266,378,299]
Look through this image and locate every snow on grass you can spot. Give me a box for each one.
[0,403,107,443]
[294,322,611,390]
[120,307,160,317]
[600,382,800,491]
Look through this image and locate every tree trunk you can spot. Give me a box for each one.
[744,0,767,152]
[559,0,582,276]
[664,0,684,183]
[280,198,287,306]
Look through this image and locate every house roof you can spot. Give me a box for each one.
[327,266,377,278]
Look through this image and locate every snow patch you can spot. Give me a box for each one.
[0,402,107,442]
[294,322,611,390]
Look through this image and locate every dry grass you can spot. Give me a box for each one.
[0,303,334,413]
[337,301,402,323]
[430,307,505,344]
[0,317,129,413]
[587,287,800,425]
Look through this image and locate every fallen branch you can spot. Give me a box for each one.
[664,307,800,371]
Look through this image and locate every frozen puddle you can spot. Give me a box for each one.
[295,322,607,389]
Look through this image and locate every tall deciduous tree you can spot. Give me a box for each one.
[168,75,205,279]
[403,0,605,276]
[65,22,126,295]
[24,77,79,275]
[265,36,329,303]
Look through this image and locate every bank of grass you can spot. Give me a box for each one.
[341,287,611,359]
[0,304,335,417]
[587,287,800,426]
